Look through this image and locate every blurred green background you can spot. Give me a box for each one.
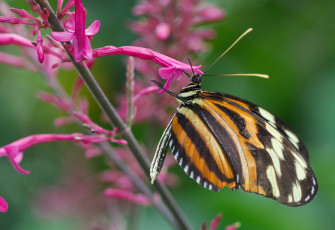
[0,0,334,229]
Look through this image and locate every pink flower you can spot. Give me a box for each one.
[0,196,8,213]
[0,33,34,48]
[57,0,75,18]
[51,0,100,62]
[104,189,154,206]
[36,30,44,63]
[201,214,241,230]
[0,51,34,70]
[0,133,127,174]
[155,22,170,40]
[93,45,203,92]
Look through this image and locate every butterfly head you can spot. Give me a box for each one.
[190,73,202,84]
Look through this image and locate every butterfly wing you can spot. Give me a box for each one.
[168,91,317,206]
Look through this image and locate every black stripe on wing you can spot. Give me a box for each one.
[201,91,309,161]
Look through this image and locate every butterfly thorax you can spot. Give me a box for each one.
[176,82,202,105]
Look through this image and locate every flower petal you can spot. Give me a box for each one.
[51,31,75,42]
[158,75,174,94]
[65,18,75,31]
[0,196,8,213]
[158,66,176,80]
[85,20,100,35]
[36,30,44,63]
[72,36,93,62]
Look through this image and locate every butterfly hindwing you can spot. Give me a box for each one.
[169,106,237,191]
[200,91,317,206]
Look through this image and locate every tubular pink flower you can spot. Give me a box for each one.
[133,86,158,102]
[224,223,241,230]
[57,0,64,14]
[195,5,225,24]
[0,133,126,174]
[209,214,222,230]
[36,30,44,63]
[0,51,33,70]
[0,16,36,26]
[104,189,153,206]
[72,112,115,135]
[37,92,71,112]
[58,0,74,18]
[0,196,8,213]
[10,8,40,23]
[51,0,100,62]
[93,46,203,92]
[0,33,35,47]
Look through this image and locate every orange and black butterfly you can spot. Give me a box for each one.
[150,30,318,207]
[150,72,318,207]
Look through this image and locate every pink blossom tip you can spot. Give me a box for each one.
[198,5,225,22]
[104,189,152,206]
[0,196,8,213]
[224,222,241,230]
[155,23,170,40]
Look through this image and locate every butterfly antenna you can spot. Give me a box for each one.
[204,73,269,79]
[187,57,195,76]
[151,80,178,97]
[204,28,253,73]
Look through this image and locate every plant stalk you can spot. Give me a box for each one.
[35,1,192,229]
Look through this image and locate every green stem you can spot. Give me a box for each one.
[35,1,192,229]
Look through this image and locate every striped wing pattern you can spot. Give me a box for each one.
[168,91,318,206]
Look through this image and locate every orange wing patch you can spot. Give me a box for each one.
[171,107,237,190]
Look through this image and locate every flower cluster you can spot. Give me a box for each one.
[0,0,232,229]
[117,0,225,125]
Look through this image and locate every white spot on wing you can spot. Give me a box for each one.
[304,195,311,202]
[174,151,179,159]
[312,177,316,186]
[169,140,173,148]
[196,176,201,184]
[179,157,183,166]
[288,194,293,203]
[204,181,208,188]
[292,152,308,169]
[266,147,282,177]
[236,174,240,183]
[292,182,302,202]
[259,107,276,124]
[265,123,283,142]
[209,184,213,190]
[190,171,194,179]
[184,164,189,173]
[311,186,315,195]
[295,160,307,181]
[266,165,280,198]
[285,129,300,149]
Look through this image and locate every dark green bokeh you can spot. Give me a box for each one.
[0,0,334,229]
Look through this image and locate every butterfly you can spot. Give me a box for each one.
[150,72,318,207]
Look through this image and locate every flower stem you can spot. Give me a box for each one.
[35,1,192,229]
[70,51,192,230]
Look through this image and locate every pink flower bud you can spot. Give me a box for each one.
[104,189,152,206]
[36,30,44,63]
[155,22,170,40]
